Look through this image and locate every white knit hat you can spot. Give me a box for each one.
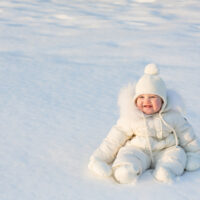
[133,64,167,110]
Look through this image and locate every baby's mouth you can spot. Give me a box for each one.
[144,105,152,108]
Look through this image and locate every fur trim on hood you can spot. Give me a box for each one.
[117,83,185,120]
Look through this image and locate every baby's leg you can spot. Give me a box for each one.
[153,146,186,183]
[112,146,151,184]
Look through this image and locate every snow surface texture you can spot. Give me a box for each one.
[0,0,200,200]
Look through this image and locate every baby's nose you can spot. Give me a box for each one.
[144,97,151,102]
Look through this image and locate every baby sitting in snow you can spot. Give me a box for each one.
[88,64,200,184]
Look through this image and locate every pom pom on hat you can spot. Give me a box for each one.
[144,63,159,75]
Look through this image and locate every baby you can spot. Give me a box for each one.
[88,64,200,184]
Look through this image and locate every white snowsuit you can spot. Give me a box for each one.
[88,84,200,183]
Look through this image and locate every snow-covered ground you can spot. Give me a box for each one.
[0,0,200,199]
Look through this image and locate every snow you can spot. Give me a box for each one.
[0,0,200,199]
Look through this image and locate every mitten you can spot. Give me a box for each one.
[185,152,200,171]
[88,158,112,177]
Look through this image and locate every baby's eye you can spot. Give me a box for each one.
[138,96,144,99]
[150,96,156,98]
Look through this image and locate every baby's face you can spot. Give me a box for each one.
[136,94,163,115]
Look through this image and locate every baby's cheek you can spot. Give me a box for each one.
[137,105,143,111]
[155,102,162,111]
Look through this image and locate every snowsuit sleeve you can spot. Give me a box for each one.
[88,118,134,177]
[90,119,133,164]
[174,114,200,153]
[173,112,200,171]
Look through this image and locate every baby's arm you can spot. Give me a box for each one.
[88,120,133,177]
[174,113,200,171]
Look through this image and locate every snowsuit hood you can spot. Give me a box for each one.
[118,83,185,120]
